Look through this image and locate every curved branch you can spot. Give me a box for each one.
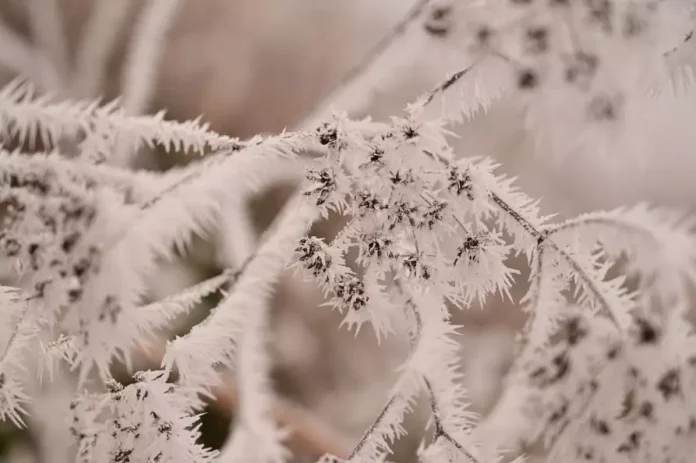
[72,0,134,99]
[299,0,432,129]
[346,395,401,460]
[27,0,68,91]
[490,192,623,329]
[0,18,57,89]
[423,377,478,463]
[120,0,184,116]
[399,283,479,463]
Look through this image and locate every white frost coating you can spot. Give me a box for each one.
[0,1,694,462]
[164,195,316,389]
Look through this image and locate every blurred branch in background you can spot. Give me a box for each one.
[139,343,353,460]
[0,1,693,463]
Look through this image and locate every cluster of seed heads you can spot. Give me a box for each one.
[421,0,658,123]
[295,237,369,311]
[516,314,696,461]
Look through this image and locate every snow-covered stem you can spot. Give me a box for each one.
[0,148,164,202]
[437,154,633,332]
[0,2,696,461]
[301,0,432,129]
[0,79,242,155]
[407,296,479,463]
[26,0,69,92]
[139,342,354,458]
[216,196,319,463]
[416,61,483,107]
[423,378,478,463]
[336,283,479,463]
[0,17,46,85]
[71,0,134,99]
[219,285,288,463]
[163,193,316,388]
[120,0,184,117]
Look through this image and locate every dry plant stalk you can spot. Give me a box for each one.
[0,1,695,463]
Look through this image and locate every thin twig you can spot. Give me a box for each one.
[494,189,623,330]
[425,144,624,332]
[397,281,479,463]
[418,60,482,107]
[0,17,47,84]
[137,218,354,459]
[120,0,184,116]
[423,378,478,463]
[514,246,545,356]
[27,0,68,92]
[664,29,694,56]
[447,167,622,329]
[114,0,185,167]
[346,395,400,460]
[138,132,303,211]
[543,215,655,240]
[308,0,432,117]
[0,301,30,367]
[72,0,134,99]
[487,192,540,240]
[298,0,433,129]
[344,282,418,460]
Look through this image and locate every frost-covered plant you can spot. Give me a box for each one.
[0,0,695,463]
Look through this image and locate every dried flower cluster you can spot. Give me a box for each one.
[0,0,695,462]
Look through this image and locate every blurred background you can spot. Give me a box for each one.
[0,1,694,462]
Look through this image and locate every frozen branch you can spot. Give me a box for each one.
[0,17,56,89]
[120,0,185,116]
[26,0,69,92]
[72,0,134,99]
[299,0,432,129]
